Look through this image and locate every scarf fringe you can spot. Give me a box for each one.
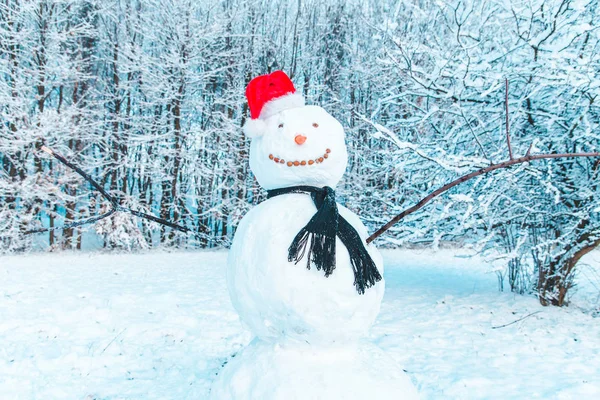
[289,229,336,277]
[289,227,382,294]
[347,241,383,294]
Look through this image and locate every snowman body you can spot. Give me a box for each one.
[210,72,419,399]
[227,192,384,344]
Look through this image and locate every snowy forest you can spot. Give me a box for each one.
[1,0,599,306]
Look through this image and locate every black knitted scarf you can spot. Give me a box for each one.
[267,185,382,294]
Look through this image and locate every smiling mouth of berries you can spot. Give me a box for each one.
[268,149,331,167]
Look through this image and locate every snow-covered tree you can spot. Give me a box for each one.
[371,0,599,305]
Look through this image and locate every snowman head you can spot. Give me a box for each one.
[244,71,348,190]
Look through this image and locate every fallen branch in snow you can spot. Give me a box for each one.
[491,311,541,329]
[24,146,194,236]
[366,151,600,244]
[101,328,127,354]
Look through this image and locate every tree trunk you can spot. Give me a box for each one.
[169,83,184,242]
[539,230,600,306]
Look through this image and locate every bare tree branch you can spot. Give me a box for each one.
[24,146,196,237]
[366,151,600,244]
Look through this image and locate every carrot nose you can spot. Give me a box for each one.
[295,134,307,145]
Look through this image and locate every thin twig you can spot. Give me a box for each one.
[460,108,490,161]
[101,328,127,354]
[525,142,534,156]
[366,151,600,244]
[491,311,541,329]
[24,209,116,235]
[26,146,197,237]
[505,78,513,160]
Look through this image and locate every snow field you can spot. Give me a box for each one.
[1,249,599,399]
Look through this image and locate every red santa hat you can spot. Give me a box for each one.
[243,70,305,138]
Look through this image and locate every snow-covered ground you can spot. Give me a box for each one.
[1,249,599,399]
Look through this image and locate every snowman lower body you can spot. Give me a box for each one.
[210,195,419,399]
[210,339,419,400]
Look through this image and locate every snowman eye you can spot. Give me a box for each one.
[312,123,319,128]
[278,123,284,128]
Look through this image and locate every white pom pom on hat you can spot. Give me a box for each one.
[243,118,267,138]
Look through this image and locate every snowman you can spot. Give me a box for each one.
[210,71,419,400]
